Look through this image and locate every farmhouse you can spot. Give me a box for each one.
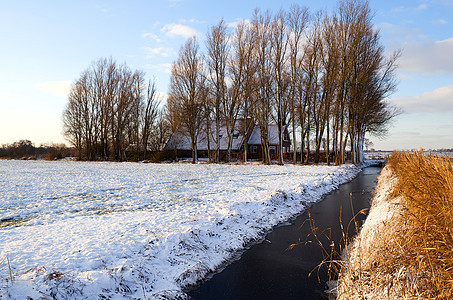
[247,124,291,160]
[165,119,291,161]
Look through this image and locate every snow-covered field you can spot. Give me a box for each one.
[0,160,359,299]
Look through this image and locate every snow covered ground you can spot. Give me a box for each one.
[0,160,359,298]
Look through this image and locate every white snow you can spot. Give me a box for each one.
[336,166,406,299]
[247,124,281,145]
[0,160,359,298]
[166,119,247,151]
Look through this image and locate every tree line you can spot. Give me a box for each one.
[166,0,400,165]
[63,0,399,164]
[62,58,168,161]
[0,140,73,160]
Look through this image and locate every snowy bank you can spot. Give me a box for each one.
[338,153,453,299]
[337,165,404,299]
[0,160,359,299]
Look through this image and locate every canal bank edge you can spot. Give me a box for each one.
[337,152,453,299]
[336,165,402,298]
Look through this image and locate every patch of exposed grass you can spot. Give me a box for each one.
[338,151,453,299]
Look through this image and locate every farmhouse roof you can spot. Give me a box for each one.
[166,120,289,151]
[248,124,282,145]
[165,119,251,151]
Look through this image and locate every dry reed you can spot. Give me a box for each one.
[338,151,453,299]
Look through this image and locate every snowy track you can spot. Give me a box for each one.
[0,160,359,298]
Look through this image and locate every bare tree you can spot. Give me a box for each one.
[141,78,160,159]
[270,10,290,165]
[63,58,165,161]
[232,20,257,163]
[287,4,310,164]
[206,19,230,162]
[65,1,400,165]
[317,14,341,165]
[167,37,206,163]
[63,84,84,160]
[298,14,323,164]
[251,9,273,165]
[225,22,253,162]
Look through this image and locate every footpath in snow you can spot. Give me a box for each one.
[0,160,359,299]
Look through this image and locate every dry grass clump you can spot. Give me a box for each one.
[338,151,453,299]
[389,151,453,298]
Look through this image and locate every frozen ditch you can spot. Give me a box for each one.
[0,160,359,298]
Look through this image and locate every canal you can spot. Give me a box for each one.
[186,167,381,300]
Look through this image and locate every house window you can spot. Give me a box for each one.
[269,146,276,153]
[233,133,239,139]
[284,134,289,141]
[250,145,257,153]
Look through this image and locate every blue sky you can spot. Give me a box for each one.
[0,0,452,150]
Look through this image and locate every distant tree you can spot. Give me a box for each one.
[0,141,73,160]
[141,78,160,159]
[300,13,323,164]
[62,58,164,161]
[12,140,35,158]
[62,85,84,160]
[364,138,373,151]
[335,0,400,163]
[40,142,73,160]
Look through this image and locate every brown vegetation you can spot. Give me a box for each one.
[338,151,453,299]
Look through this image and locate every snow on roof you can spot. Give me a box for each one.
[166,119,247,151]
[248,124,283,145]
[166,121,288,151]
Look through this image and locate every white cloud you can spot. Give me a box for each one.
[156,92,169,103]
[178,18,204,24]
[146,63,173,74]
[398,37,453,74]
[390,3,428,14]
[141,33,163,43]
[226,18,251,29]
[415,4,429,10]
[167,0,184,7]
[432,18,448,25]
[34,81,72,98]
[393,85,453,114]
[143,46,175,58]
[161,23,199,38]
[378,22,421,43]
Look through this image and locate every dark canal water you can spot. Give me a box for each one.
[186,167,381,300]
